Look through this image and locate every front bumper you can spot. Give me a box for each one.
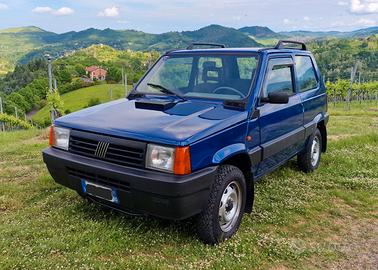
[43,147,217,220]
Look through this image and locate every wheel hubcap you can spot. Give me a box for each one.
[219,181,242,232]
[311,136,320,167]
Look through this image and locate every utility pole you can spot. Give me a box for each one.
[15,106,18,119]
[347,64,357,110]
[121,66,125,86]
[46,54,56,122]
[47,55,53,92]
[109,88,112,100]
[0,96,4,132]
[125,73,128,96]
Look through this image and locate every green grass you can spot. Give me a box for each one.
[1,103,377,269]
[32,84,128,124]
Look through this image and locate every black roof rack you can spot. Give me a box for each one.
[274,40,307,51]
[186,42,226,50]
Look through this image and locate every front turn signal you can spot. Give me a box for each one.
[49,125,55,146]
[174,146,191,175]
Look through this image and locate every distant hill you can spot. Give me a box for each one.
[0,26,56,75]
[239,26,281,38]
[0,24,377,75]
[184,25,261,47]
[279,26,378,41]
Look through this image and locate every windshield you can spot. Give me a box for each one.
[135,53,259,101]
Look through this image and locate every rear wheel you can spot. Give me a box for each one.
[196,165,246,244]
[297,128,322,172]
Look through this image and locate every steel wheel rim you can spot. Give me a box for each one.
[218,181,242,232]
[311,136,320,167]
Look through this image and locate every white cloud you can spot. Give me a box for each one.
[53,7,74,16]
[0,3,8,10]
[303,16,310,21]
[331,17,376,27]
[32,6,53,13]
[32,6,74,16]
[283,18,291,24]
[356,17,376,25]
[98,6,119,17]
[350,0,378,14]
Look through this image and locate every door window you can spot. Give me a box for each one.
[263,58,294,97]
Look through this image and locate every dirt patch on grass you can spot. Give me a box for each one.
[328,134,354,141]
[302,198,378,269]
[326,219,378,270]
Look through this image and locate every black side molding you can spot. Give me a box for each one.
[261,127,305,160]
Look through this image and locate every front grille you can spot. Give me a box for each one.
[67,167,130,191]
[68,130,146,168]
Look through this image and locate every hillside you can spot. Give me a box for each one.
[309,35,378,81]
[0,26,53,75]
[32,84,126,125]
[1,24,377,75]
[0,25,262,75]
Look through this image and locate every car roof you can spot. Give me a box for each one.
[167,47,310,55]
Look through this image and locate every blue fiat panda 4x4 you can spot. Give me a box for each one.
[44,41,328,244]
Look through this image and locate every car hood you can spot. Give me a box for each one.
[55,98,248,146]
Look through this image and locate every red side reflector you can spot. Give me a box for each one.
[174,146,191,175]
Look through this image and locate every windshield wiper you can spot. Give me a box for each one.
[147,83,186,101]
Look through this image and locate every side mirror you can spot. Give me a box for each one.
[261,92,289,104]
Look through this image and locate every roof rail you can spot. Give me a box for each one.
[186,42,226,50]
[274,40,307,50]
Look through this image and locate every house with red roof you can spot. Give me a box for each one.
[85,66,107,81]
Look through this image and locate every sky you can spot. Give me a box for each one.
[0,0,377,33]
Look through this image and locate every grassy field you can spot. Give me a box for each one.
[32,84,127,124]
[1,103,377,269]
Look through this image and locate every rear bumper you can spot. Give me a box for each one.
[43,147,217,220]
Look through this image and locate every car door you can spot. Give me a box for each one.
[255,56,304,177]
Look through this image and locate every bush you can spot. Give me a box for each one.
[87,98,101,107]
[0,113,33,129]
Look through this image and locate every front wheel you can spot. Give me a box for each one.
[196,165,246,244]
[297,128,322,173]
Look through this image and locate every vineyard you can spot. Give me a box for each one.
[326,80,378,103]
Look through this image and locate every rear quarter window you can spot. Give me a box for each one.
[295,56,318,92]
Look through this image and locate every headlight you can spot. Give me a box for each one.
[146,144,175,172]
[146,144,191,175]
[49,126,70,150]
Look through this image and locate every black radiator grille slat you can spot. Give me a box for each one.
[68,131,146,168]
[67,167,131,191]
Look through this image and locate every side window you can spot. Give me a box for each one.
[263,58,294,97]
[296,56,318,92]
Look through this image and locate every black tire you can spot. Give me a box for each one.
[297,128,322,173]
[196,165,246,245]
